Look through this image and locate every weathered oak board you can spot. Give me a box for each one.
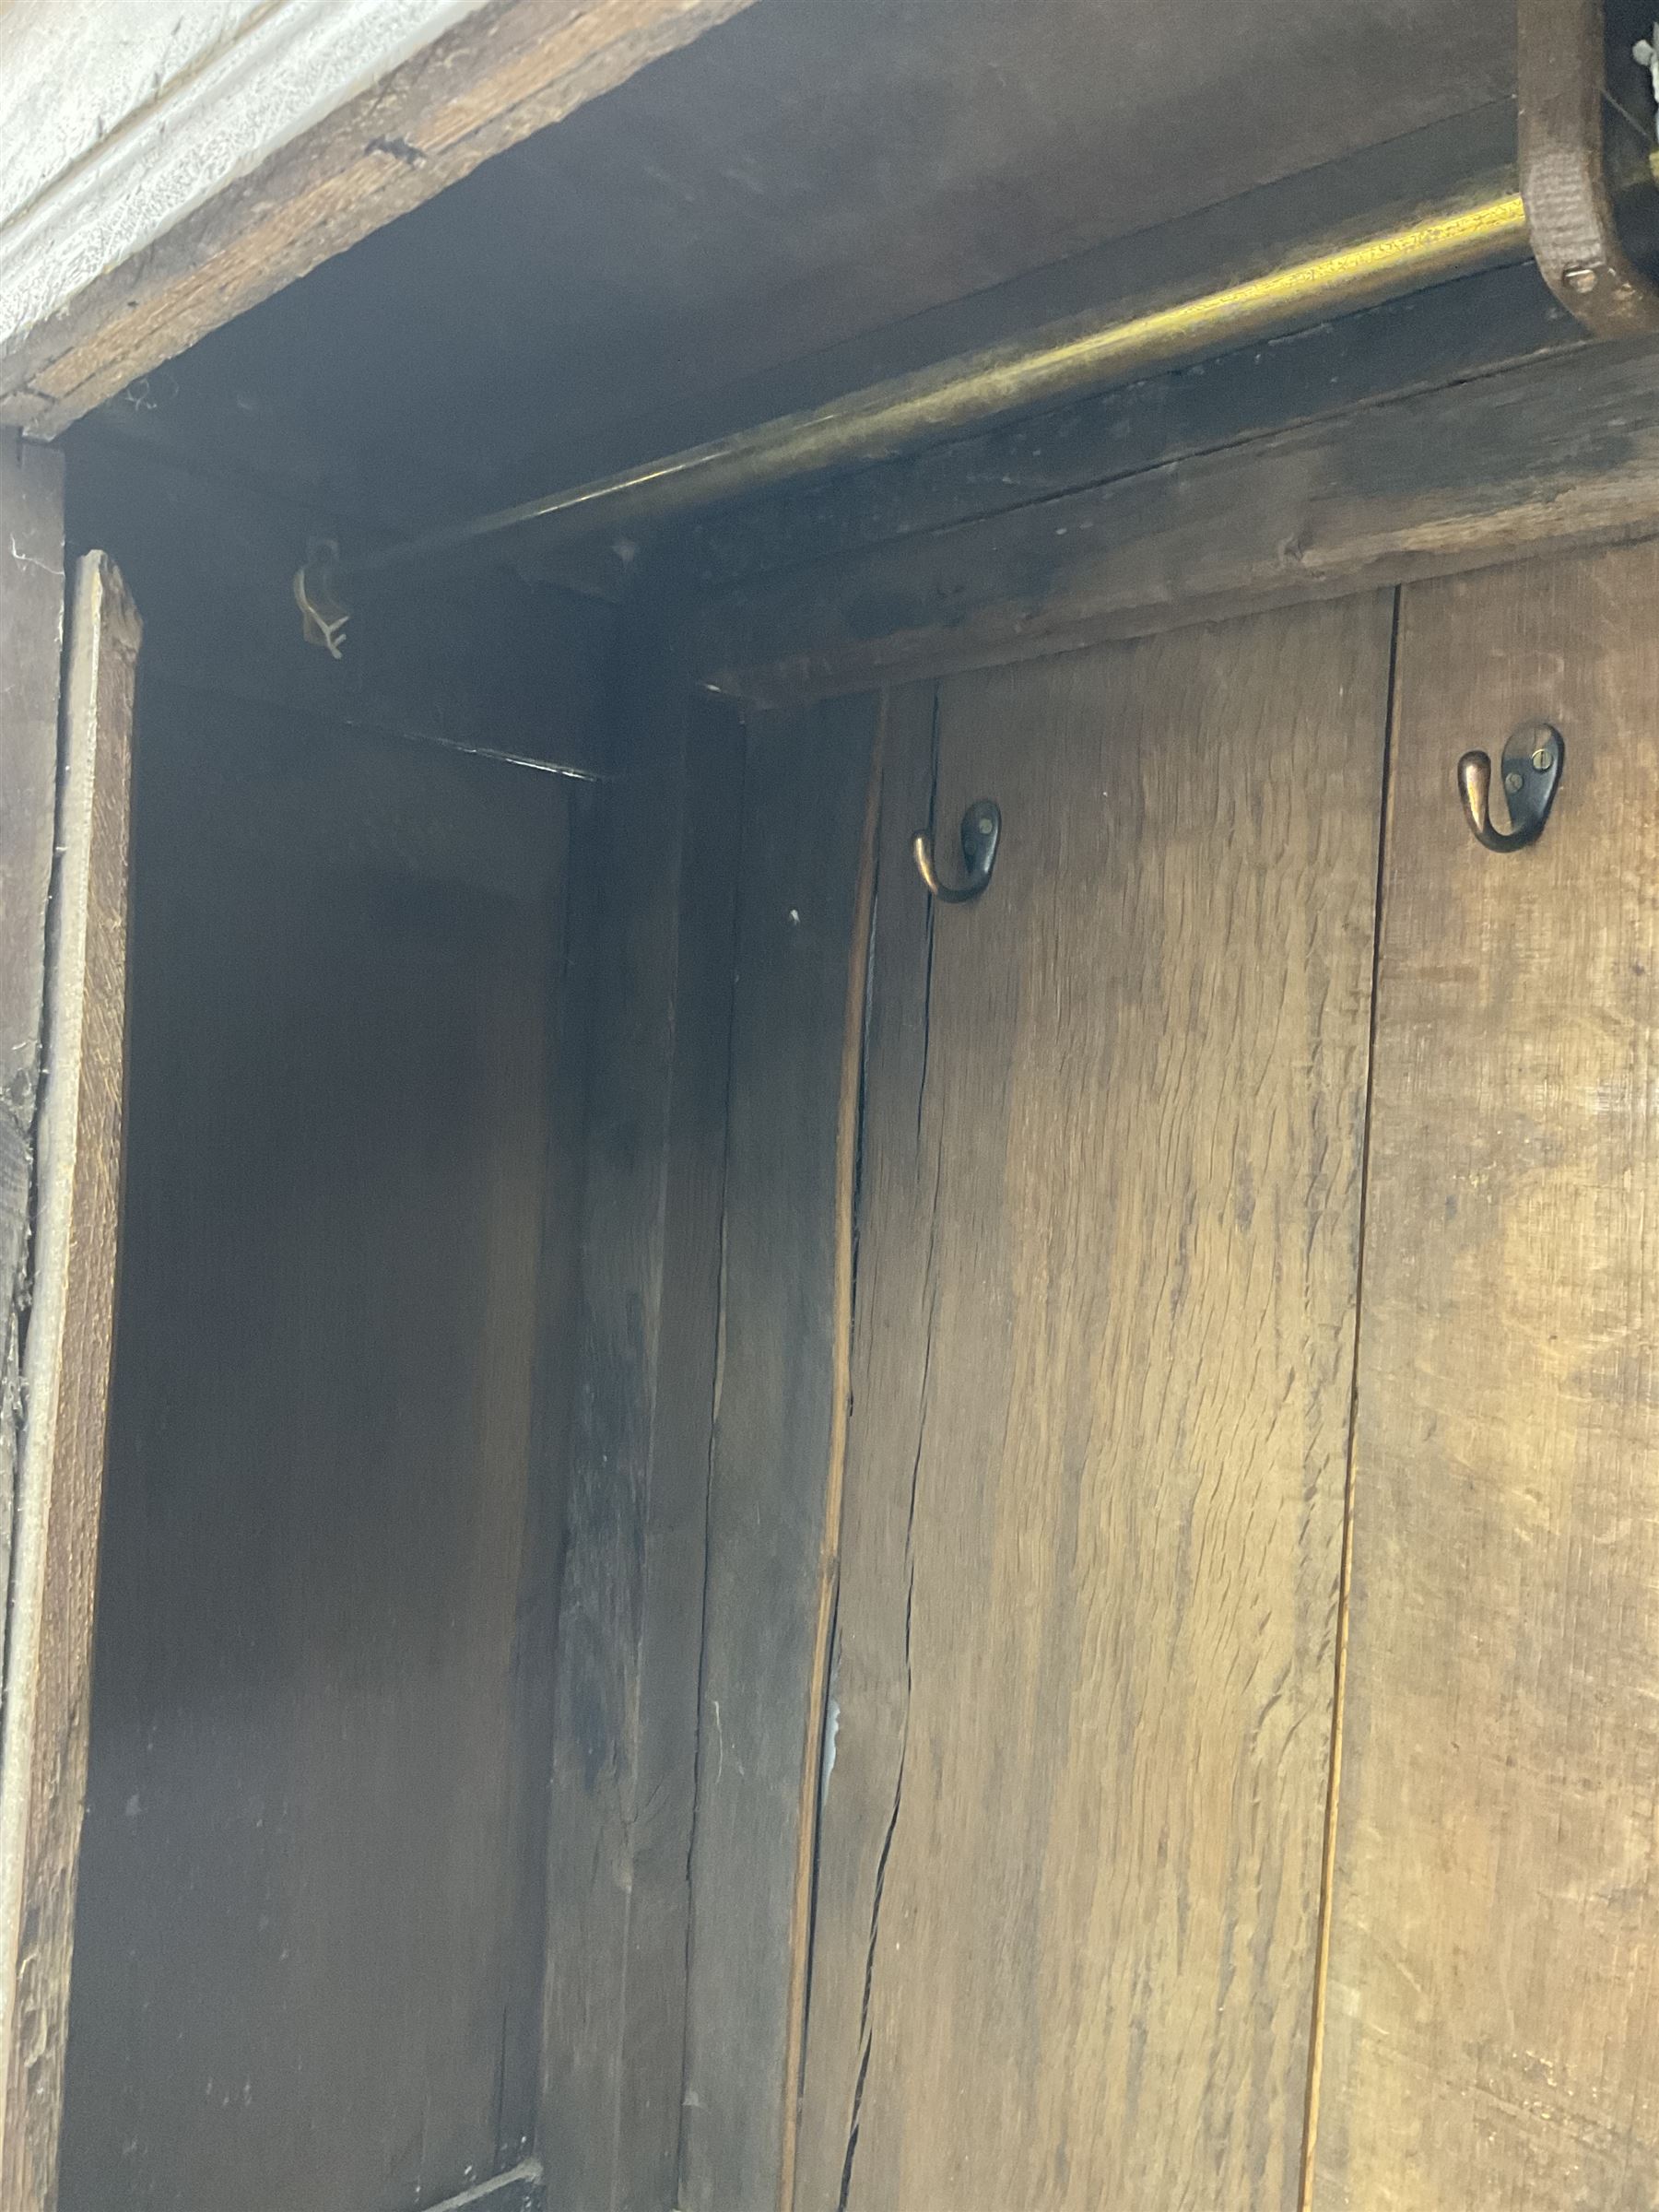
[695,336,1659,708]
[0,552,138,2212]
[539,663,745,2212]
[0,434,65,1708]
[678,694,882,2212]
[797,604,1391,2211]
[1312,542,1659,2208]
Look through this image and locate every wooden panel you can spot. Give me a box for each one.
[0,0,759,436]
[1312,541,1659,2208]
[799,603,1392,2211]
[694,336,1659,708]
[56,685,571,2212]
[0,433,64,1697]
[539,664,744,2212]
[145,5,1512,507]
[0,552,137,2212]
[678,694,882,2212]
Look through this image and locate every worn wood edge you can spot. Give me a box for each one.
[0,435,66,1727]
[0,0,759,436]
[690,338,1659,707]
[0,550,139,2210]
[773,699,887,2212]
[1294,590,1400,2212]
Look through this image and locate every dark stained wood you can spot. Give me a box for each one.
[1312,541,1659,2210]
[0,552,138,2212]
[538,659,745,2212]
[0,0,760,437]
[789,679,935,2212]
[56,682,573,2212]
[491,789,596,2174]
[677,692,882,2212]
[693,334,1659,707]
[798,604,1390,2212]
[681,258,1572,593]
[0,433,65,1705]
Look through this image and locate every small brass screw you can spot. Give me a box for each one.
[1532,743,1554,771]
[1564,264,1600,295]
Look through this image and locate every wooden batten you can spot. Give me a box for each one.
[691,334,1659,705]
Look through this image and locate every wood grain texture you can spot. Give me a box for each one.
[678,694,882,2212]
[683,256,1572,594]
[0,551,138,2212]
[694,335,1659,708]
[0,432,64,1720]
[538,665,744,2212]
[135,10,1512,518]
[1312,541,1659,2210]
[798,605,1391,2212]
[56,684,571,2212]
[0,0,759,436]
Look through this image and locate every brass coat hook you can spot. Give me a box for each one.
[913,799,1001,902]
[1457,721,1563,852]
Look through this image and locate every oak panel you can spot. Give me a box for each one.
[800,602,1391,2210]
[1313,541,1659,2209]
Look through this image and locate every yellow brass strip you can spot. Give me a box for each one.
[324,157,1656,593]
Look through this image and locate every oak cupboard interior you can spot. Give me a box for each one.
[14,5,1659,2210]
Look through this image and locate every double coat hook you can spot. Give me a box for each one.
[1457,721,1563,852]
[913,799,1001,902]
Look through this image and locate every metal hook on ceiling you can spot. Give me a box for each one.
[913,798,1001,902]
[1457,720,1564,852]
[293,539,350,660]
